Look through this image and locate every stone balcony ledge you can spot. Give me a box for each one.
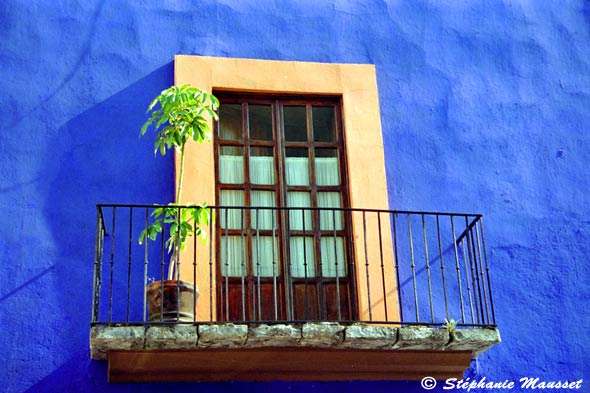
[90,322,500,360]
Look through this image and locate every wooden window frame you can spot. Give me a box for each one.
[213,93,357,321]
[175,55,398,324]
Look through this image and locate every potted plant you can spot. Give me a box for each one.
[139,84,219,322]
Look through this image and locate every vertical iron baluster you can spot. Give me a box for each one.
[464,217,481,325]
[436,215,449,321]
[317,207,324,320]
[176,206,181,322]
[192,207,197,323]
[302,208,309,320]
[450,216,466,323]
[209,208,214,323]
[92,206,103,323]
[160,211,165,323]
[347,209,358,320]
[143,209,148,323]
[362,211,373,321]
[467,220,484,325]
[286,208,294,319]
[461,237,475,325]
[332,209,341,321]
[407,213,419,323]
[108,207,116,323]
[378,212,388,321]
[240,207,246,322]
[126,207,133,323]
[478,218,496,326]
[421,214,435,323]
[224,208,229,321]
[391,213,403,324]
[256,208,262,321]
[272,209,278,321]
[474,221,490,324]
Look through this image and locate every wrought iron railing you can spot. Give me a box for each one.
[91,204,496,328]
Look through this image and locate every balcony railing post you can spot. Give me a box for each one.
[450,215,466,324]
[91,206,104,324]
[362,211,372,321]
[108,207,116,323]
[436,215,449,321]
[240,207,247,321]
[143,208,148,323]
[479,218,496,326]
[391,212,403,324]
[421,214,435,323]
[377,212,388,321]
[473,221,488,325]
[209,207,214,323]
[126,207,133,323]
[407,213,419,323]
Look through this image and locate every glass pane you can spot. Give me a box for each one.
[220,236,246,277]
[321,237,346,277]
[250,147,274,185]
[315,148,340,186]
[284,106,307,142]
[220,190,245,229]
[219,104,242,141]
[318,192,343,230]
[287,192,312,231]
[248,104,273,141]
[290,237,316,277]
[219,146,244,184]
[285,148,310,186]
[313,106,336,142]
[251,191,276,230]
[252,236,279,277]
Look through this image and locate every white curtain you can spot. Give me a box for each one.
[321,237,346,277]
[252,236,277,277]
[251,190,275,230]
[318,192,342,230]
[220,190,244,230]
[287,192,312,231]
[315,157,339,186]
[289,237,316,277]
[220,236,245,277]
[219,155,244,184]
[250,156,274,184]
[286,157,310,186]
[219,152,343,278]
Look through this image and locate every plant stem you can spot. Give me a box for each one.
[169,145,186,281]
[177,145,185,204]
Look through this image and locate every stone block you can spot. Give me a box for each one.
[246,324,301,347]
[343,324,398,349]
[145,325,198,349]
[197,323,248,348]
[392,326,450,350]
[447,328,501,356]
[90,326,145,360]
[300,322,344,347]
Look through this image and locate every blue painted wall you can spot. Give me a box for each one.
[1,1,589,392]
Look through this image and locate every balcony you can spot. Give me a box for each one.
[89,204,500,382]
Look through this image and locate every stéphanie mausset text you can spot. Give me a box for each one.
[443,377,584,391]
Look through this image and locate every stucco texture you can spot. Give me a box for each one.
[0,1,589,392]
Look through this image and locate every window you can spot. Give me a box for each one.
[175,55,398,324]
[215,94,354,321]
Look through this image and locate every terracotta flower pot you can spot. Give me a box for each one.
[146,280,199,322]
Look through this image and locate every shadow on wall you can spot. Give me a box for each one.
[30,63,175,391]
